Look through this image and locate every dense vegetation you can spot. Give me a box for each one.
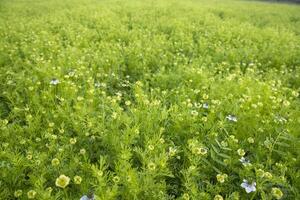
[0,0,300,199]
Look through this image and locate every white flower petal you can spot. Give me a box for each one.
[241,182,248,188]
[245,187,253,193]
[80,195,90,200]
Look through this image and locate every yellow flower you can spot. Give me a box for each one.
[80,148,86,155]
[127,175,132,182]
[191,110,198,116]
[51,158,60,166]
[256,169,265,178]
[159,138,165,144]
[247,137,254,144]
[182,193,190,200]
[194,147,208,155]
[70,138,77,145]
[74,175,82,184]
[230,135,238,143]
[216,173,228,183]
[113,176,120,183]
[27,190,37,199]
[203,94,209,100]
[112,112,118,119]
[264,172,273,179]
[214,195,224,200]
[14,190,22,197]
[97,170,103,177]
[77,96,84,101]
[201,117,207,122]
[148,145,154,151]
[221,141,228,147]
[189,165,196,171]
[26,114,32,120]
[237,149,245,157]
[46,187,53,193]
[292,91,299,97]
[272,187,283,199]
[148,162,156,171]
[27,154,33,160]
[168,147,177,157]
[283,100,290,107]
[55,175,70,188]
[3,119,8,125]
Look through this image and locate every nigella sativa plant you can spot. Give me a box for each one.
[241,179,256,193]
[50,78,59,85]
[275,115,287,123]
[94,82,101,88]
[203,103,209,109]
[80,195,95,200]
[226,114,237,122]
[239,157,251,166]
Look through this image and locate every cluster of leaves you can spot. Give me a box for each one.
[0,0,299,199]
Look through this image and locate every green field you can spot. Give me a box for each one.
[0,0,300,199]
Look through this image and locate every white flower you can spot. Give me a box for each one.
[80,195,95,200]
[241,179,256,193]
[94,82,101,88]
[80,195,89,200]
[203,103,209,109]
[275,116,287,123]
[239,157,251,166]
[50,78,59,85]
[226,115,237,122]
